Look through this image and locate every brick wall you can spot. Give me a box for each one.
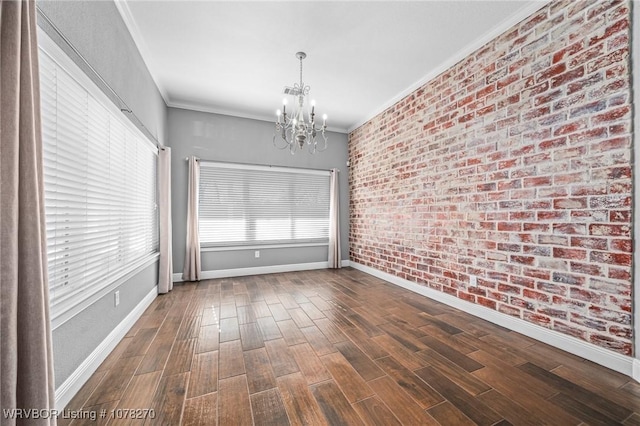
[348,0,632,355]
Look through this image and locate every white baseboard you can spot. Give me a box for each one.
[634,359,640,382]
[173,259,351,283]
[350,261,636,379]
[54,286,158,410]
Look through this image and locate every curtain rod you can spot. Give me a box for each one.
[36,6,160,147]
[183,157,338,173]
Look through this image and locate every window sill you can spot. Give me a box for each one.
[201,242,329,252]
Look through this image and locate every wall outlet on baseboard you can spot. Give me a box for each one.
[114,290,120,306]
[254,250,260,258]
[469,275,477,288]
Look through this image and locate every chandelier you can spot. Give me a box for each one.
[273,52,328,154]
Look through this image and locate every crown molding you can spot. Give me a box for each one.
[113,0,170,104]
[348,1,550,133]
[167,101,348,134]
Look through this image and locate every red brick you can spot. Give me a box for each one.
[553,247,586,260]
[550,67,585,88]
[590,251,631,266]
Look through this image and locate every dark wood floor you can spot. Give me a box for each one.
[61,268,640,425]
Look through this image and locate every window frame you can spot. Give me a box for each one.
[39,30,160,330]
[198,161,331,250]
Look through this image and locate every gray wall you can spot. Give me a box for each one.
[36,1,168,388]
[168,107,349,275]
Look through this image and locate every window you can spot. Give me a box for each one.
[39,32,159,326]
[198,162,330,247]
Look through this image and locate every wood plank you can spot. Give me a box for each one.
[351,305,388,326]
[252,300,272,318]
[476,389,543,426]
[147,372,188,425]
[428,401,476,426]
[289,342,331,384]
[117,370,162,415]
[312,381,365,425]
[300,325,336,356]
[196,324,220,354]
[201,303,221,326]
[277,372,327,426]
[352,396,402,426]
[176,314,202,341]
[237,304,257,324]
[120,328,158,358]
[268,303,291,321]
[219,317,240,343]
[378,322,428,352]
[453,332,526,366]
[276,319,307,346]
[320,352,374,403]
[85,355,143,406]
[415,348,491,396]
[182,393,217,426]
[56,370,107,426]
[244,347,277,394]
[264,338,299,377]
[218,340,245,379]
[256,316,283,341]
[219,302,237,319]
[345,311,384,337]
[518,362,633,422]
[375,356,444,409]
[414,366,502,426]
[471,363,581,425]
[550,392,620,426]
[371,334,423,371]
[250,388,290,426]
[313,317,348,344]
[367,376,439,425]
[552,364,640,410]
[163,338,196,376]
[342,326,389,360]
[288,308,315,328]
[278,294,299,309]
[74,400,117,426]
[218,375,253,426]
[421,335,483,372]
[335,340,385,381]
[239,322,265,350]
[469,351,559,399]
[136,332,175,375]
[299,302,326,320]
[307,295,332,311]
[188,350,218,398]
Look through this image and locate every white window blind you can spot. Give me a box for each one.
[39,36,159,325]
[199,162,330,247]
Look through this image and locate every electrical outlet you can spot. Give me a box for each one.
[114,290,120,306]
[254,250,260,258]
[469,276,477,288]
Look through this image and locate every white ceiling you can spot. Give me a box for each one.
[116,1,548,132]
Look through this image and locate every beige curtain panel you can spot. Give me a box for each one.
[158,147,174,293]
[183,156,201,281]
[328,168,341,269]
[0,1,57,423]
